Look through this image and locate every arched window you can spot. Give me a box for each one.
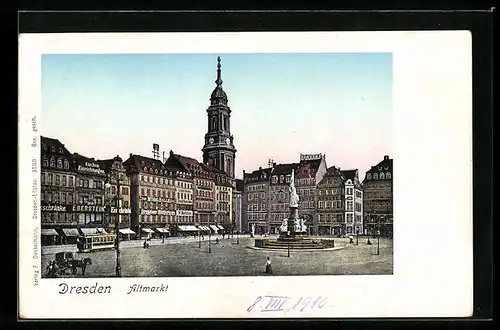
[43,144,47,152]
[373,173,378,180]
[366,173,372,180]
[43,156,48,167]
[211,117,217,131]
[386,172,392,179]
[64,160,69,169]
[280,175,284,183]
[50,146,55,152]
[58,147,63,154]
[49,157,55,167]
[57,158,63,168]
[380,172,385,180]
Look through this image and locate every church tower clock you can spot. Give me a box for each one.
[202,57,237,179]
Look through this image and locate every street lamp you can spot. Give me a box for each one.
[367,217,372,245]
[236,230,239,244]
[162,223,166,244]
[356,226,359,245]
[105,169,121,278]
[198,224,201,248]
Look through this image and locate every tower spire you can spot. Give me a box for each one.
[215,56,223,87]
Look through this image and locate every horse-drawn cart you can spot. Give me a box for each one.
[46,252,92,277]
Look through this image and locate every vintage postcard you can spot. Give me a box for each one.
[19,31,473,319]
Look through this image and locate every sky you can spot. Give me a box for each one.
[41,53,392,179]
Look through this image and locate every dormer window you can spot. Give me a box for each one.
[49,157,55,167]
[373,173,378,180]
[286,175,291,183]
[272,176,277,184]
[42,156,48,167]
[42,144,47,152]
[366,173,372,180]
[50,146,55,152]
[386,172,392,179]
[280,175,284,183]
[56,158,63,168]
[380,172,385,180]
[58,147,63,154]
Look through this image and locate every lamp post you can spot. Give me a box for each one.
[236,230,239,244]
[367,217,372,245]
[356,226,359,245]
[208,217,212,253]
[198,224,201,248]
[376,216,382,256]
[105,169,121,278]
[162,223,166,244]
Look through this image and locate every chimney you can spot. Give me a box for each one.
[259,167,262,170]
[130,153,133,158]
[273,162,276,167]
[243,170,246,175]
[169,150,174,157]
[384,155,389,160]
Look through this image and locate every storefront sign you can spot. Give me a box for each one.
[77,162,105,175]
[140,209,175,216]
[110,207,131,214]
[141,196,175,203]
[72,205,105,213]
[176,210,193,216]
[41,205,68,212]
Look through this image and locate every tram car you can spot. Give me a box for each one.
[77,233,116,253]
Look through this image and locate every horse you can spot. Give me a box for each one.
[71,257,92,275]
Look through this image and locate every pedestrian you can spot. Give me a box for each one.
[143,240,148,249]
[265,257,273,275]
[349,235,354,244]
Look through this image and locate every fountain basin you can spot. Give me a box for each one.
[254,237,336,250]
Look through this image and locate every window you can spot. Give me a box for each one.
[286,175,291,183]
[50,146,55,152]
[48,173,53,185]
[57,158,63,168]
[64,160,69,169]
[280,175,284,183]
[42,156,48,167]
[386,172,392,179]
[373,173,378,180]
[380,173,385,180]
[49,157,55,167]
[62,175,67,186]
[347,214,353,223]
[68,177,73,187]
[41,173,45,185]
[347,188,353,195]
[366,173,372,180]
[84,179,89,188]
[346,201,353,211]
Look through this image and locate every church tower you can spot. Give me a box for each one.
[202,56,237,179]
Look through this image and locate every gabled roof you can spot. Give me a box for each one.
[270,163,299,176]
[123,154,176,175]
[243,167,272,183]
[341,169,358,181]
[366,156,393,174]
[41,136,73,157]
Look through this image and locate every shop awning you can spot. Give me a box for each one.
[141,228,155,233]
[209,225,219,232]
[217,225,225,231]
[80,228,99,235]
[156,228,170,233]
[97,228,107,234]
[198,226,210,231]
[119,228,136,235]
[178,225,199,231]
[61,228,80,236]
[41,229,59,236]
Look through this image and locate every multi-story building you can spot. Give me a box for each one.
[164,151,198,233]
[201,56,237,184]
[296,154,328,235]
[72,153,107,235]
[363,155,393,237]
[269,163,299,234]
[242,167,272,235]
[232,179,244,233]
[211,166,233,233]
[341,169,363,235]
[124,154,177,238]
[100,156,132,239]
[316,166,345,236]
[40,136,77,245]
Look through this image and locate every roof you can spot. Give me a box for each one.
[41,136,73,157]
[243,167,272,183]
[340,169,358,181]
[270,163,299,176]
[123,154,176,175]
[366,156,393,174]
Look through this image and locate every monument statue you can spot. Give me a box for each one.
[280,218,288,232]
[294,218,308,233]
[289,170,299,208]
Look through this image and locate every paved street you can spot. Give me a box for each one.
[41,236,393,277]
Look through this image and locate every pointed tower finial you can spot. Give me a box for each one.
[215,56,223,86]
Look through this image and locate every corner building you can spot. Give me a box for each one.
[40,136,77,245]
[362,155,393,237]
[340,169,363,235]
[316,166,345,235]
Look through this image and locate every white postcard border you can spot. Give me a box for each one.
[18,31,473,319]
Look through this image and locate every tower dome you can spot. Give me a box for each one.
[210,56,228,105]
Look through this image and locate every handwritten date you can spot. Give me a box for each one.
[247,295,327,313]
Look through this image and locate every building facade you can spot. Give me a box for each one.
[100,156,132,238]
[40,137,78,245]
[232,179,244,233]
[202,56,237,182]
[269,163,299,234]
[341,169,363,235]
[242,167,272,235]
[72,153,107,234]
[296,154,328,235]
[316,166,345,236]
[124,154,177,238]
[362,155,393,237]
[211,167,233,232]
